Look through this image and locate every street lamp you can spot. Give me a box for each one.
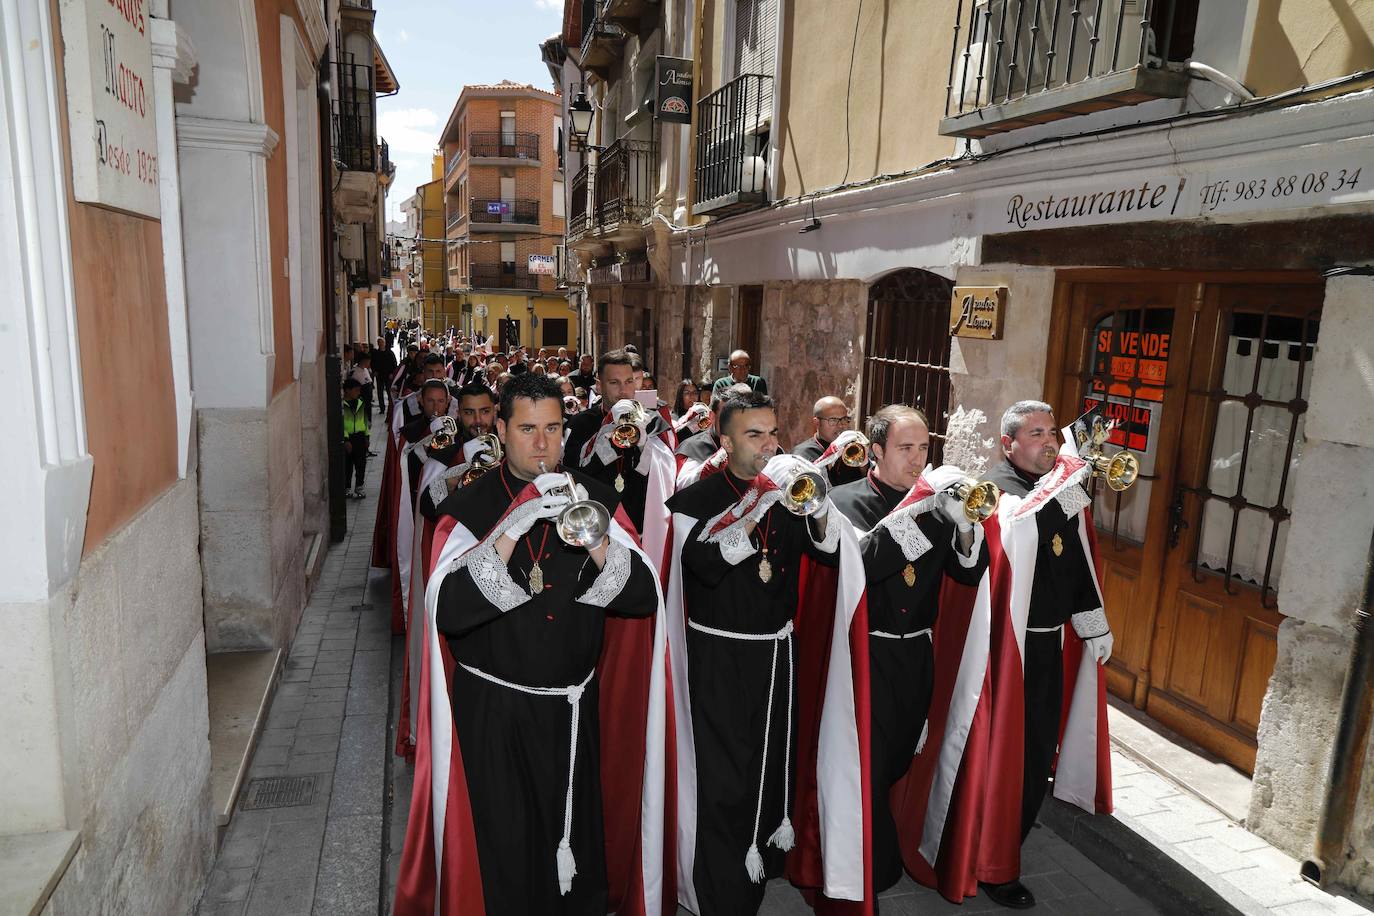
[568,89,596,150]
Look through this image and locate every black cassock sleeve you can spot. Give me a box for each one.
[679,516,745,589]
[944,521,990,588]
[435,554,514,639]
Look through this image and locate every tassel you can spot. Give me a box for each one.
[767,817,795,851]
[745,843,764,883]
[556,838,577,895]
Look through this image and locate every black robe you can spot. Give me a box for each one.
[830,473,989,891]
[562,404,667,533]
[792,435,868,487]
[984,459,1101,839]
[667,470,838,915]
[676,429,720,462]
[416,440,464,523]
[435,465,658,915]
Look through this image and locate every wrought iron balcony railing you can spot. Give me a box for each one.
[694,73,771,218]
[445,148,462,179]
[469,266,541,290]
[568,164,593,243]
[594,138,656,232]
[332,60,376,171]
[446,207,464,231]
[940,0,1193,138]
[469,198,540,226]
[469,131,540,161]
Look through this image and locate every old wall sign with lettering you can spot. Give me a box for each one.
[949,286,1006,339]
[58,0,160,218]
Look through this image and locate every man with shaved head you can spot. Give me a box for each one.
[710,349,768,398]
[792,395,868,486]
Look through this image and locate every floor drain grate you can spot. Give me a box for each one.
[241,775,316,810]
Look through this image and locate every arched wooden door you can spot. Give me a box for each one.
[862,269,954,460]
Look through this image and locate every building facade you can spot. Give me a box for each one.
[0,1,395,912]
[438,82,576,349]
[557,0,1374,896]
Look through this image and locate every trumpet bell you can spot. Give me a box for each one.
[839,433,871,468]
[612,423,643,449]
[1092,450,1140,491]
[951,478,1001,524]
[557,500,612,548]
[430,415,459,450]
[780,466,830,517]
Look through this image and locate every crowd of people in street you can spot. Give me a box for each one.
[352,319,1118,916]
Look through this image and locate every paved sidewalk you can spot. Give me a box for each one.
[1048,726,1374,916]
[198,422,393,916]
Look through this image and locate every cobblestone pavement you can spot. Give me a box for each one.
[201,419,1158,916]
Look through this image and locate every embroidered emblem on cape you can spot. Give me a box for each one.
[758,556,773,583]
[1052,533,1064,557]
[902,563,916,587]
[529,560,545,592]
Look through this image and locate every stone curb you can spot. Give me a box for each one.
[1039,798,1247,916]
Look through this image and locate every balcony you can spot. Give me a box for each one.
[568,164,592,245]
[446,207,464,232]
[332,60,376,171]
[939,0,1193,139]
[469,131,540,163]
[469,266,541,291]
[444,148,462,181]
[694,73,772,218]
[593,138,656,239]
[580,11,626,77]
[469,198,540,230]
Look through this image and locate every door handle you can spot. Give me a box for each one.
[1168,489,1190,549]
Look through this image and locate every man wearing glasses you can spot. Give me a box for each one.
[710,349,768,398]
[792,395,868,486]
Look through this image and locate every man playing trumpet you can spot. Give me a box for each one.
[827,404,991,898]
[395,373,670,915]
[666,389,843,915]
[793,395,869,487]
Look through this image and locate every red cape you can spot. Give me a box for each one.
[393,482,675,916]
[895,461,1113,902]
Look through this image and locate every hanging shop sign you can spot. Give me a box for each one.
[655,57,694,124]
[59,0,160,218]
[949,286,1006,339]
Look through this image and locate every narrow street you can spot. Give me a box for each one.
[192,426,1158,916]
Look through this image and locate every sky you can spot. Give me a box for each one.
[373,0,566,224]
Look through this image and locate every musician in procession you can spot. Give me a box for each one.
[395,373,667,916]
[792,395,870,487]
[666,389,841,916]
[828,404,990,896]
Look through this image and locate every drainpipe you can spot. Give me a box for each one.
[319,44,349,544]
[1301,523,1374,888]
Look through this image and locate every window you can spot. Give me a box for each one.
[543,317,569,347]
[731,0,777,115]
[500,110,516,144]
[500,241,516,273]
[552,179,565,218]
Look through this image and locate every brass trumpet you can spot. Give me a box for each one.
[949,478,1001,524]
[1088,450,1140,492]
[459,434,503,486]
[612,401,648,449]
[695,411,713,432]
[430,415,458,450]
[774,462,831,517]
[539,462,611,547]
[839,433,870,468]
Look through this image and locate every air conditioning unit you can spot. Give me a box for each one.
[338,224,364,261]
[957,0,1153,110]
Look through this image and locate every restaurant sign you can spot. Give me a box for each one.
[655,57,693,124]
[59,0,160,218]
[949,286,1006,339]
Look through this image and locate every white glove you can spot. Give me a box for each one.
[934,490,974,532]
[761,452,811,484]
[1071,607,1113,664]
[1082,633,1114,664]
[532,472,570,497]
[501,493,569,541]
[609,399,647,429]
[676,402,710,432]
[462,437,493,464]
[429,416,449,434]
[828,429,866,456]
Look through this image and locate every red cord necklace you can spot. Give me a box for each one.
[724,470,775,583]
[502,469,552,592]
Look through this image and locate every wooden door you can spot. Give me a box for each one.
[1146,284,1322,772]
[1049,281,1196,709]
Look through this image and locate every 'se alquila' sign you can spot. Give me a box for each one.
[58,0,160,218]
